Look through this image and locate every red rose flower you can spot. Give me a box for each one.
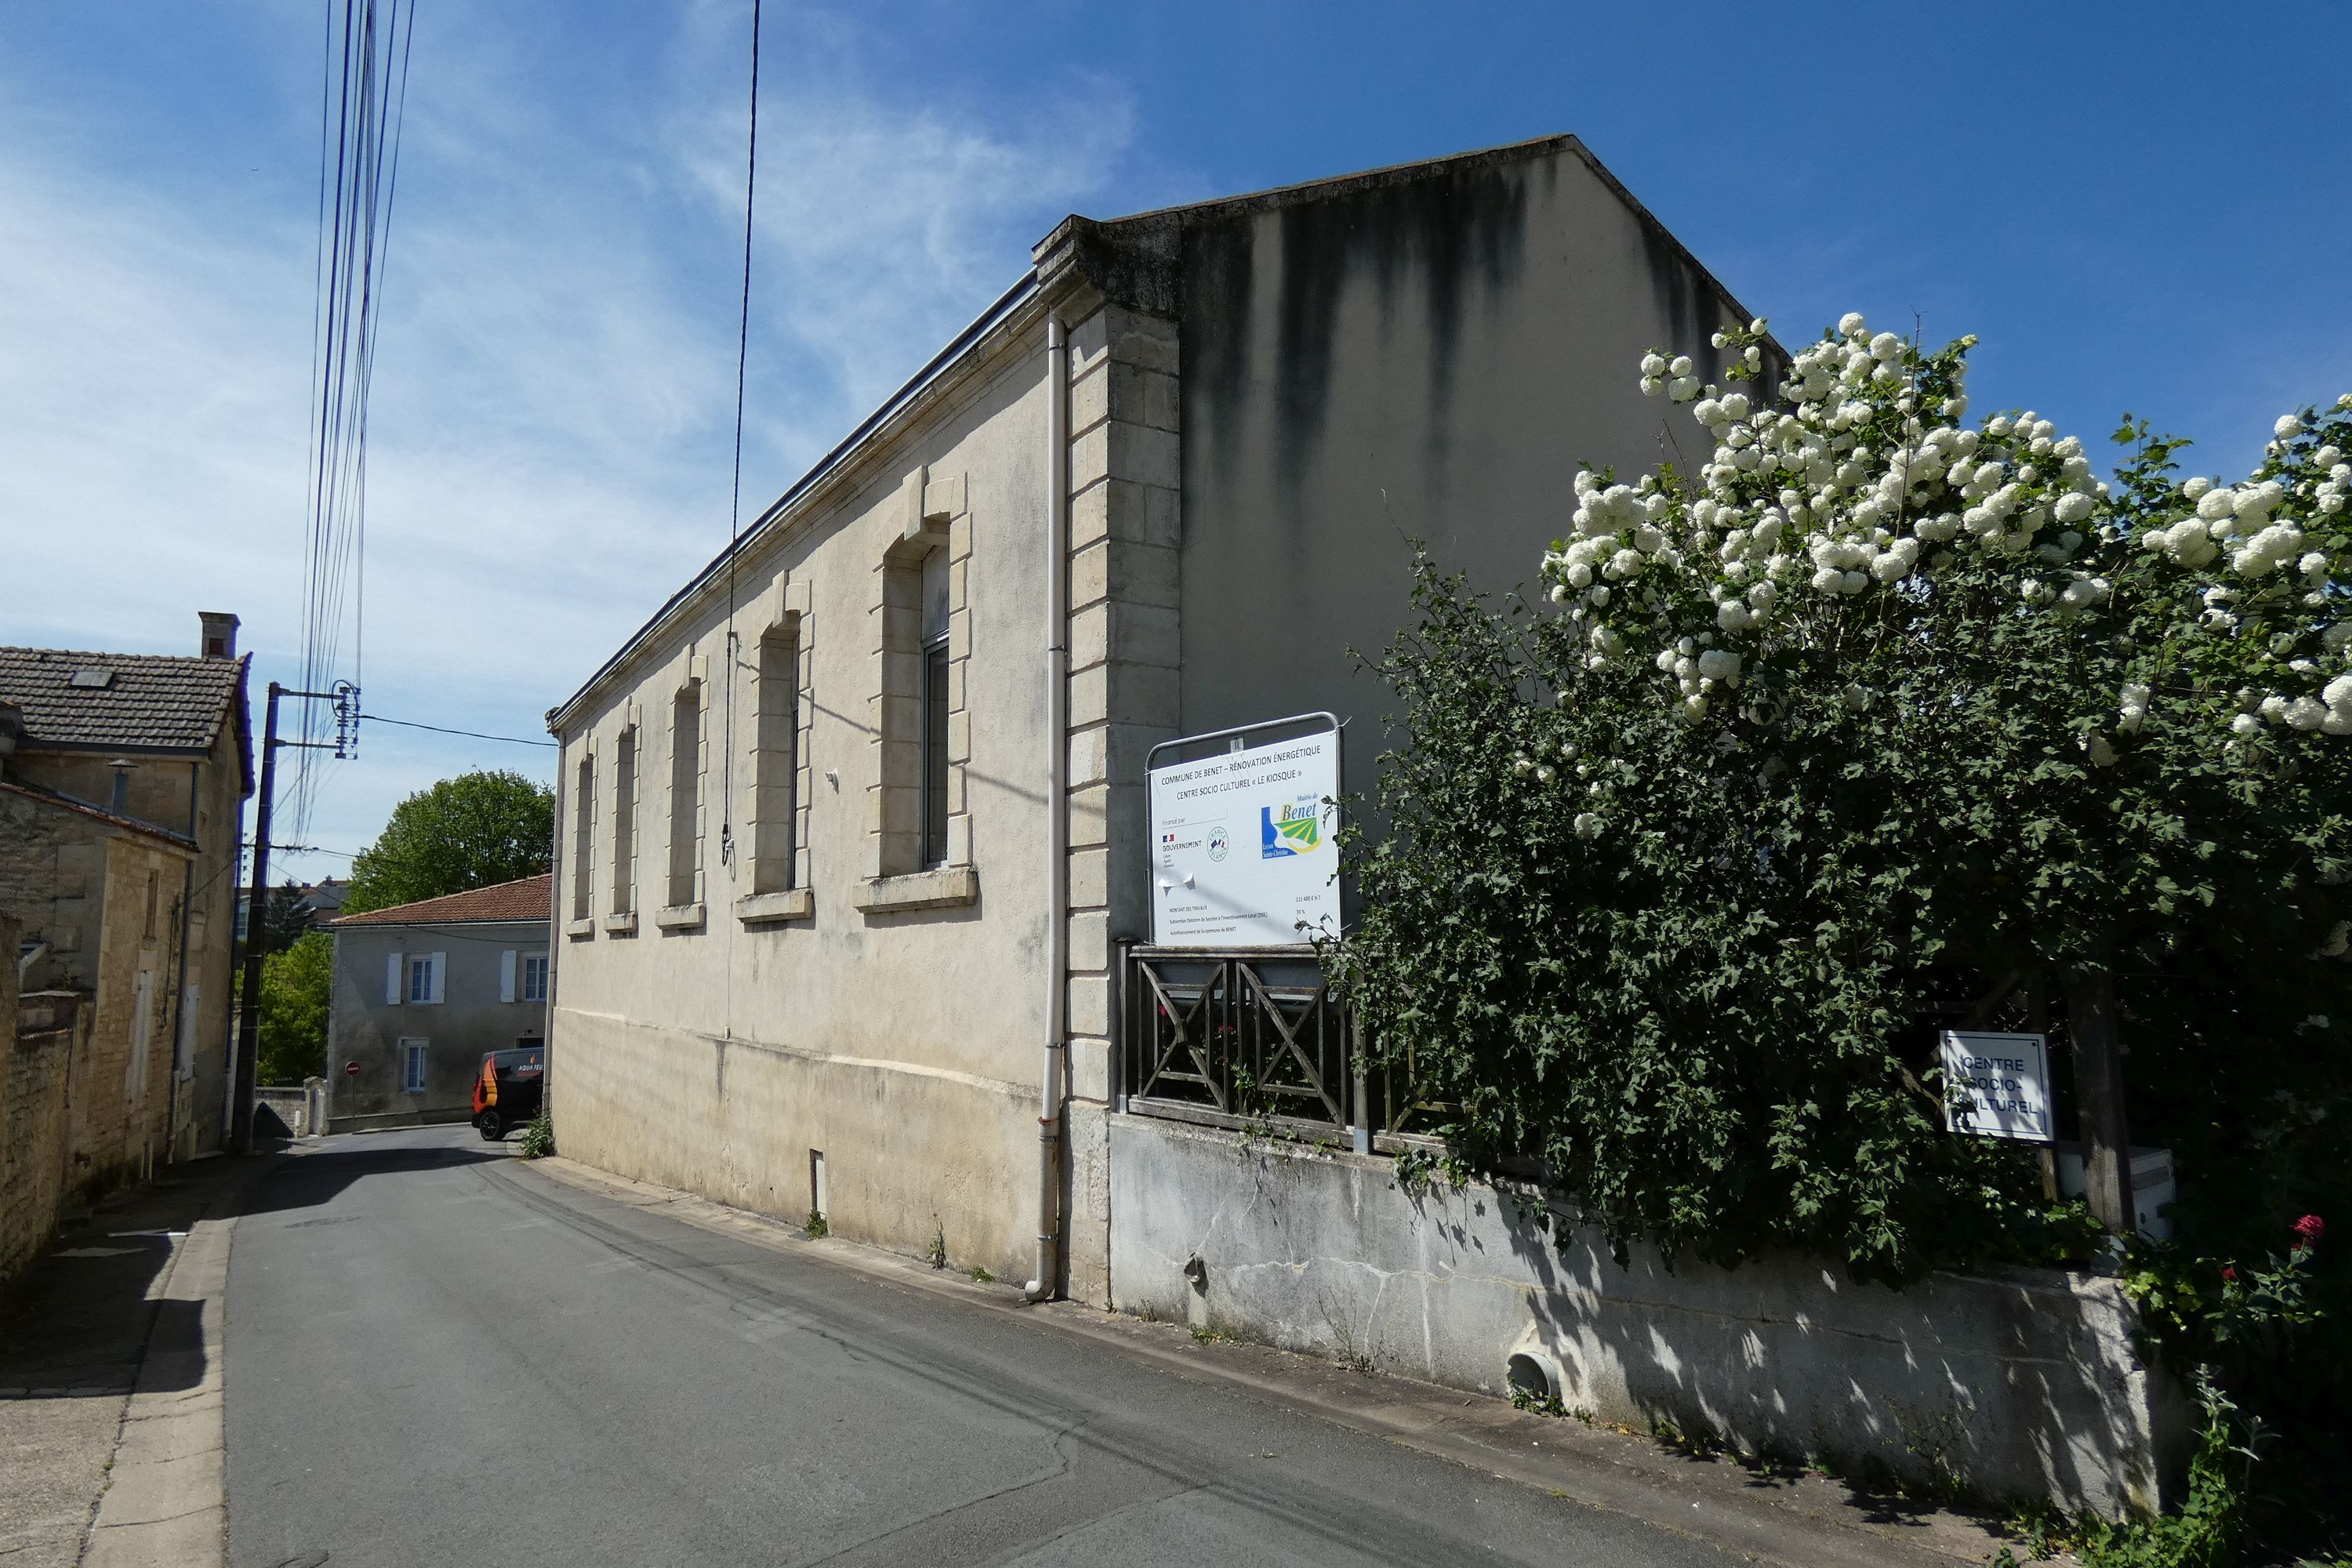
[2221,1265,2238,1283]
[2292,1214,2325,1245]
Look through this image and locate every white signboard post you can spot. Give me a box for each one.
[1939,1030,2053,1143]
[1146,719,1341,948]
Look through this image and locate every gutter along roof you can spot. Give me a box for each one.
[547,133,1766,735]
[546,273,1042,731]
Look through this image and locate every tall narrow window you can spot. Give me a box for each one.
[667,681,702,909]
[571,753,595,921]
[401,1040,429,1094]
[753,624,800,894]
[919,548,950,868]
[611,728,637,916]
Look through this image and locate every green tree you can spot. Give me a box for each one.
[259,880,314,956]
[256,929,332,1086]
[343,769,554,914]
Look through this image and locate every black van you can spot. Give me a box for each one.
[472,1044,545,1141]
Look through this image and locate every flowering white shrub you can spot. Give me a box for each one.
[1540,315,2352,835]
[1334,311,2352,1304]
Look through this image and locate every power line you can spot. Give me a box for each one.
[718,0,763,871]
[360,714,557,748]
[292,0,417,840]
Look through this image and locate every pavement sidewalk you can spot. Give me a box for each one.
[0,1152,262,1568]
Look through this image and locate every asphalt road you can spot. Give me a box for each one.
[224,1126,1730,1567]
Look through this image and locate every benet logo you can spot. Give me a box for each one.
[1261,796,1323,858]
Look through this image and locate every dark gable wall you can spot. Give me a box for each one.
[1177,142,1753,811]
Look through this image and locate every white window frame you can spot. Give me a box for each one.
[521,952,549,1004]
[400,1038,429,1094]
[404,951,446,1006]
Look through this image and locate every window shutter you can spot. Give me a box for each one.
[387,952,404,1006]
[428,953,448,1005]
[499,950,517,1004]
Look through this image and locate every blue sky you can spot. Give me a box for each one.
[5,2,2347,884]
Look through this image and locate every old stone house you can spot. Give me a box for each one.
[0,614,252,1195]
[546,135,1762,1290]
[325,873,550,1131]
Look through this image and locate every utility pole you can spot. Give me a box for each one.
[228,681,356,1154]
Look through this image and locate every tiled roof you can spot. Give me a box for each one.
[331,873,552,927]
[0,646,248,754]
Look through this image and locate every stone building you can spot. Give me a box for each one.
[544,135,1762,1294]
[324,873,551,1131]
[0,615,252,1178]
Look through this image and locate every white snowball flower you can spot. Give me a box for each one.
[1838,312,1866,337]
[2183,477,2212,501]
[1669,355,1693,377]
[2053,492,2095,524]
[1640,376,1665,397]
[1669,376,1702,401]
[2086,734,2118,767]
[2196,488,2236,522]
[1641,353,1667,377]
[2275,413,2304,439]
[2233,713,2262,736]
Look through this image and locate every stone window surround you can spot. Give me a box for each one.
[655,655,710,932]
[737,579,818,927]
[566,739,597,937]
[593,700,643,938]
[858,466,978,916]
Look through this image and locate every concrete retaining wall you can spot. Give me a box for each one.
[1108,1113,2187,1514]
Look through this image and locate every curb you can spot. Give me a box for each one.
[77,1160,268,1568]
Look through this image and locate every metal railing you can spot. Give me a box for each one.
[1117,944,1450,1151]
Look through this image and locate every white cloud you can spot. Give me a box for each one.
[0,5,1148,882]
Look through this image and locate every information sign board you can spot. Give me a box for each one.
[1146,720,1340,948]
[1939,1030,2053,1143]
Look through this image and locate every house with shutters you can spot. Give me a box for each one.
[325,873,551,1131]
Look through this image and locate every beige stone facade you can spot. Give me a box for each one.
[547,136,1762,1298]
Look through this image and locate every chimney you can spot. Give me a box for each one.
[199,612,239,660]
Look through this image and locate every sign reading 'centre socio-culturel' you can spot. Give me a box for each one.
[1147,724,1340,948]
[1939,1030,2053,1143]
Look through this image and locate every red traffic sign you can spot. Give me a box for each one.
[344,1061,361,1076]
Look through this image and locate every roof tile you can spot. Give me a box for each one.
[331,873,553,927]
[0,645,248,753]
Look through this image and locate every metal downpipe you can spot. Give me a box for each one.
[1026,311,1070,1301]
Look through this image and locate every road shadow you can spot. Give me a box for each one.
[237,1139,511,1220]
[0,1171,232,1396]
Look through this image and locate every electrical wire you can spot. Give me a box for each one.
[717,0,762,871]
[291,0,417,839]
[359,714,557,748]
